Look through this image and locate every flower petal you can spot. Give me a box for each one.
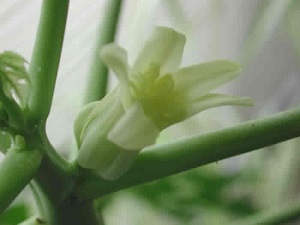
[96,149,137,180]
[131,26,186,75]
[101,43,129,82]
[187,93,253,117]
[101,44,132,107]
[73,101,98,148]
[174,60,242,100]
[77,99,125,173]
[108,103,160,150]
[78,136,137,180]
[74,90,118,147]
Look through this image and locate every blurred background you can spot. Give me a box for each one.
[1,0,300,224]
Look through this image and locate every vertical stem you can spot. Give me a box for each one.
[84,0,123,104]
[28,0,69,122]
[32,184,100,225]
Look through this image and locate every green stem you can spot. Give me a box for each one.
[84,0,123,104]
[31,183,100,225]
[232,199,300,225]
[32,125,101,224]
[0,148,42,213]
[28,0,69,122]
[77,106,300,199]
[32,123,75,204]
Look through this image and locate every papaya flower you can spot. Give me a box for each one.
[74,26,252,180]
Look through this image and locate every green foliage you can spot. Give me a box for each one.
[0,132,11,153]
[0,51,30,107]
[130,167,257,223]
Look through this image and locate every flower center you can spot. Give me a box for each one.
[130,63,186,130]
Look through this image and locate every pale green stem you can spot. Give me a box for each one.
[25,1,102,223]
[28,0,69,122]
[24,0,73,210]
[84,0,123,104]
[232,199,300,225]
[32,123,101,225]
[77,106,300,199]
[0,148,42,213]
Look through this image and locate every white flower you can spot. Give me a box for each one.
[75,26,252,180]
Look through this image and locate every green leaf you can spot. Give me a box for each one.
[130,168,256,222]
[0,51,31,107]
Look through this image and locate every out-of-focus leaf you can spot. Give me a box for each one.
[0,131,11,154]
[130,167,257,223]
[0,203,30,225]
[241,0,293,64]
[0,102,11,153]
[0,51,30,107]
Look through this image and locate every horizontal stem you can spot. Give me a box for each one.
[232,199,300,225]
[77,106,300,199]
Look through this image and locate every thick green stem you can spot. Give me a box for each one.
[77,107,300,199]
[32,122,76,205]
[31,183,100,225]
[32,125,101,225]
[84,0,123,104]
[0,148,42,213]
[28,0,69,121]
[232,199,300,225]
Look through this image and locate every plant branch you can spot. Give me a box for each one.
[231,199,300,225]
[84,0,123,104]
[28,0,69,122]
[0,148,42,213]
[77,106,300,199]
[32,123,75,204]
